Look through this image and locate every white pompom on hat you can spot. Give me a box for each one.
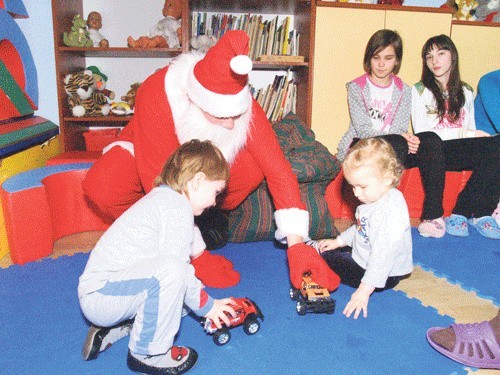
[187,30,253,118]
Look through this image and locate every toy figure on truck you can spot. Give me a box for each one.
[201,297,264,346]
[290,271,336,315]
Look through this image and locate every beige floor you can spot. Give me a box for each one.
[1,220,498,374]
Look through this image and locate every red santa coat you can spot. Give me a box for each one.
[83,54,309,244]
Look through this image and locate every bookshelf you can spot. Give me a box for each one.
[51,0,315,153]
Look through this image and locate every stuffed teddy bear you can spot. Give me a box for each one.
[475,0,500,21]
[86,66,115,101]
[110,82,141,115]
[64,69,110,117]
[63,14,93,47]
[190,35,218,53]
[121,82,141,109]
[454,0,479,20]
[86,11,109,48]
[127,0,182,48]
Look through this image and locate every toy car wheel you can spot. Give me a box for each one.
[296,300,306,315]
[213,329,231,346]
[289,287,299,301]
[243,316,260,335]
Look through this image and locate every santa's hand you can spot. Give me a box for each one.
[287,243,340,291]
[191,250,240,288]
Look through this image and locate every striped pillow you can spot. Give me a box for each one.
[228,112,340,243]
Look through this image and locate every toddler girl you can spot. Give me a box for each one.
[317,138,413,319]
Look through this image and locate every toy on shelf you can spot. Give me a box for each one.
[110,82,141,116]
[63,14,93,47]
[86,66,115,101]
[290,271,336,315]
[475,0,500,22]
[64,69,110,117]
[454,0,479,20]
[127,0,182,48]
[201,297,264,346]
[190,34,218,53]
[86,11,109,48]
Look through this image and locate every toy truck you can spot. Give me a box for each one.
[290,271,336,315]
[202,297,264,346]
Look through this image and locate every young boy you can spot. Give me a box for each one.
[316,138,413,319]
[78,140,237,374]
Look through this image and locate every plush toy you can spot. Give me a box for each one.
[127,0,182,48]
[121,82,141,109]
[64,69,110,117]
[63,14,93,47]
[110,82,141,116]
[454,0,479,20]
[475,0,500,21]
[86,66,115,101]
[190,34,218,53]
[110,102,133,116]
[86,11,109,48]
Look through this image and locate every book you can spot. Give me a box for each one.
[258,55,305,63]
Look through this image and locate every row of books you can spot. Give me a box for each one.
[250,73,297,123]
[191,12,300,60]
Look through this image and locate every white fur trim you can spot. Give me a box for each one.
[191,226,207,257]
[186,64,251,118]
[166,53,251,164]
[230,55,252,75]
[103,140,135,156]
[166,53,202,127]
[274,208,310,244]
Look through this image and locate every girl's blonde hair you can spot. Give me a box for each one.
[343,138,404,188]
[153,139,230,195]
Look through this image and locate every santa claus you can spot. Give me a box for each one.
[83,30,339,291]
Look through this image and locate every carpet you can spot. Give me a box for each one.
[0,240,468,374]
[412,228,500,304]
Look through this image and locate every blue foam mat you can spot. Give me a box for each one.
[412,228,500,304]
[0,242,467,374]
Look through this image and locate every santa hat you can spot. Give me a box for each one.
[187,30,253,118]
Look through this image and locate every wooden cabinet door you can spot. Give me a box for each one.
[386,10,452,88]
[451,24,500,92]
[311,6,384,154]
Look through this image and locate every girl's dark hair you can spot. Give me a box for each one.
[363,29,403,75]
[421,34,464,122]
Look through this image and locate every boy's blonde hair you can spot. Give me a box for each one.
[343,138,404,188]
[153,140,230,195]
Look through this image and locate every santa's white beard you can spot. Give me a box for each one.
[175,102,251,164]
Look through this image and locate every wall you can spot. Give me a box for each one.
[15,2,58,125]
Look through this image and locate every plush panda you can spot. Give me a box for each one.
[63,69,110,117]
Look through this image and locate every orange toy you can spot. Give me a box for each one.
[127,0,182,48]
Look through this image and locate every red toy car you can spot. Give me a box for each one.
[201,297,264,346]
